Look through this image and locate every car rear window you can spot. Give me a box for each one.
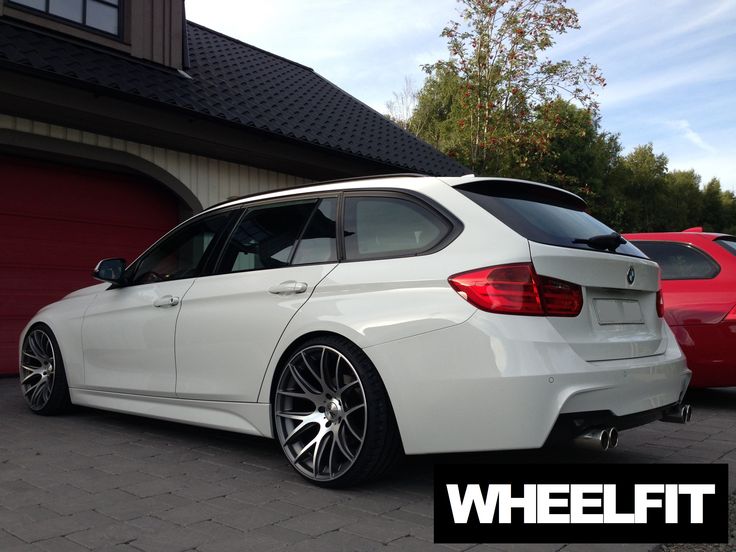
[715,237,736,256]
[631,241,720,280]
[457,182,645,258]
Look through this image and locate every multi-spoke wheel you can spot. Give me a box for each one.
[20,324,70,415]
[273,336,401,486]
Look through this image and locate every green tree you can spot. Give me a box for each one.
[533,99,621,201]
[661,170,703,231]
[418,0,605,175]
[410,66,466,159]
[616,144,669,232]
[701,178,725,232]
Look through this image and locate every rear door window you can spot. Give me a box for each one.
[631,241,720,280]
[457,182,645,258]
[343,195,451,260]
[291,198,338,265]
[217,200,318,273]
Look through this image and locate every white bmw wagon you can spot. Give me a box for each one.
[20,175,691,486]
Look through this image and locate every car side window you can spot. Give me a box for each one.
[291,198,338,265]
[130,211,231,285]
[343,195,450,260]
[217,199,318,273]
[632,241,720,280]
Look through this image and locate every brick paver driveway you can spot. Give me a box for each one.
[1,378,734,552]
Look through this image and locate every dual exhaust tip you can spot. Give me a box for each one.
[662,403,693,424]
[575,427,619,451]
[573,404,693,451]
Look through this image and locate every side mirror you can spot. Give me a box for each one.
[93,258,126,284]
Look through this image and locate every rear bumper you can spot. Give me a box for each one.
[365,312,690,455]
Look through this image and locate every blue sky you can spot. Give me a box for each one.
[186,0,736,191]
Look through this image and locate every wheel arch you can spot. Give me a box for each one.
[261,329,404,451]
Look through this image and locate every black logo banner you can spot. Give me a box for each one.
[434,463,728,543]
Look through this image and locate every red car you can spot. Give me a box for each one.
[624,229,736,387]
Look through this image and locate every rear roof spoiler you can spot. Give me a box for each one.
[452,178,587,210]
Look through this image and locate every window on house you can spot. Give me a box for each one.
[9,0,121,36]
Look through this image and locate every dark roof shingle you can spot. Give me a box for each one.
[0,20,467,176]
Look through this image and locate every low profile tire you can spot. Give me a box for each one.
[19,323,71,415]
[273,335,402,487]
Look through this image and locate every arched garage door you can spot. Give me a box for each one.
[0,156,182,375]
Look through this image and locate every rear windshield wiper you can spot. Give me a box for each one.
[573,232,626,252]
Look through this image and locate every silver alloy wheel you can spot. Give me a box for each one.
[274,345,368,481]
[20,329,56,411]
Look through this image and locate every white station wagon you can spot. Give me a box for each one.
[20,175,691,486]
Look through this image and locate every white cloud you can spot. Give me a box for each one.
[667,120,716,153]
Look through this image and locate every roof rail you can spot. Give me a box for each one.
[203,173,427,212]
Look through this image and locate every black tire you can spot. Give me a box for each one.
[19,323,71,415]
[272,335,402,487]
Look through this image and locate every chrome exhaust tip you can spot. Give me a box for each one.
[574,427,617,451]
[662,404,692,424]
[607,427,619,449]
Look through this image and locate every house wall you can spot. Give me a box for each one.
[0,113,309,211]
[2,0,186,69]
[130,0,185,69]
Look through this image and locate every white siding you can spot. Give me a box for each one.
[0,113,309,209]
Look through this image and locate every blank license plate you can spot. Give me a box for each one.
[593,299,644,325]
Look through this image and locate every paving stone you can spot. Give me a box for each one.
[0,530,26,550]
[387,536,457,551]
[128,526,210,552]
[382,507,434,527]
[561,544,657,552]
[4,510,113,543]
[94,493,190,520]
[250,523,311,544]
[154,502,222,525]
[119,477,181,498]
[478,544,564,552]
[187,520,245,541]
[211,504,291,531]
[342,515,413,543]
[343,493,412,514]
[281,531,383,552]
[43,488,130,516]
[66,521,142,549]
[35,536,92,552]
[196,533,285,552]
[277,510,355,536]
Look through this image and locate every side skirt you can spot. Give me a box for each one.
[69,388,273,438]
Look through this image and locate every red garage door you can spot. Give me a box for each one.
[0,156,182,375]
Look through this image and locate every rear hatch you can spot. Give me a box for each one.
[455,179,664,362]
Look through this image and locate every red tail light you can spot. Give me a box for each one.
[656,290,665,318]
[449,263,583,317]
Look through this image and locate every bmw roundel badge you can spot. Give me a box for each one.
[627,266,636,285]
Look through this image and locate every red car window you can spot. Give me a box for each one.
[631,241,720,280]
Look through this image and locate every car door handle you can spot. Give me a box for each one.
[268,281,308,295]
[153,295,180,308]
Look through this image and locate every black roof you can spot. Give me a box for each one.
[0,19,467,176]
